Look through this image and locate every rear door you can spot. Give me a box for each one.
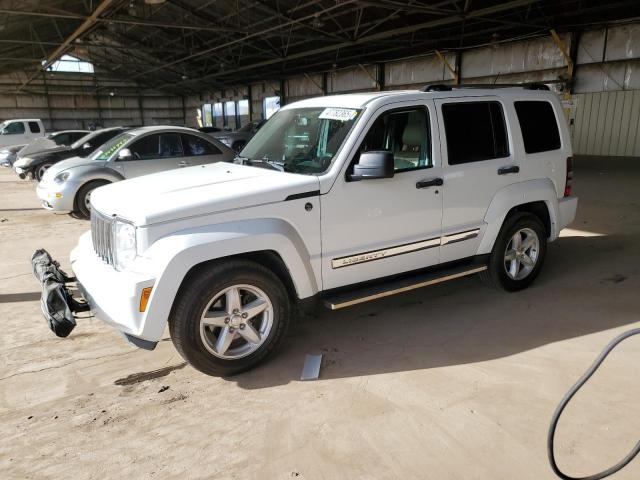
[180,133,226,167]
[121,132,184,178]
[435,97,520,262]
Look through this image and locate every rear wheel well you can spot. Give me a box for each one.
[505,201,551,237]
[176,251,297,305]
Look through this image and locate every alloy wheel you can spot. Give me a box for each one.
[199,284,274,359]
[504,227,540,280]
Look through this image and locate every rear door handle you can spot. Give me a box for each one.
[416,178,443,189]
[498,165,519,175]
[178,161,189,167]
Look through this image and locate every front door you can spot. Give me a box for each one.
[435,97,520,262]
[120,132,185,178]
[321,102,443,290]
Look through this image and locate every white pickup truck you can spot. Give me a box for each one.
[0,119,45,147]
[34,85,577,376]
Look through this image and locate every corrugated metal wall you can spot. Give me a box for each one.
[572,90,640,156]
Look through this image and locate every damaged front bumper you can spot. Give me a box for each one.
[32,242,158,350]
[31,249,89,337]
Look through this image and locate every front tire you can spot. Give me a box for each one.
[169,259,291,376]
[75,180,109,219]
[35,162,53,181]
[480,212,547,291]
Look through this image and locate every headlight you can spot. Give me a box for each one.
[14,157,30,168]
[114,220,137,271]
[53,171,70,184]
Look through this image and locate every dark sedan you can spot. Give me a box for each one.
[13,127,130,180]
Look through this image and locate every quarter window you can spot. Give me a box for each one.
[181,134,221,156]
[359,108,431,172]
[28,121,41,133]
[514,101,561,153]
[442,101,509,165]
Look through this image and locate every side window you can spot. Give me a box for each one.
[129,133,161,160]
[52,133,69,145]
[514,101,561,153]
[4,122,25,134]
[181,134,221,156]
[28,121,41,133]
[359,108,431,172]
[442,101,509,165]
[159,133,183,157]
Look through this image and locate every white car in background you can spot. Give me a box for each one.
[0,119,45,148]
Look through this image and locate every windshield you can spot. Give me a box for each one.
[91,133,133,161]
[240,107,361,175]
[70,131,96,149]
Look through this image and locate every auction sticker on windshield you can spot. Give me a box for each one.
[319,107,359,121]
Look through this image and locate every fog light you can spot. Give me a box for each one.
[139,287,152,312]
[55,193,62,198]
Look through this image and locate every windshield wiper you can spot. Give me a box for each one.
[236,156,285,172]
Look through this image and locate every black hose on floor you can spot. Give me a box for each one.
[548,328,640,480]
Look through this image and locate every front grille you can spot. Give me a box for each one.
[91,210,115,266]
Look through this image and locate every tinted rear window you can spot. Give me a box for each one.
[28,121,41,133]
[514,101,561,154]
[442,101,509,165]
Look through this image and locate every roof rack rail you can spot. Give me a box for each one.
[420,82,550,92]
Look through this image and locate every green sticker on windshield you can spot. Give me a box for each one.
[319,108,358,121]
[96,137,129,160]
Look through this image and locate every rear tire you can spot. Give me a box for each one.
[480,212,547,291]
[169,259,291,376]
[75,180,109,219]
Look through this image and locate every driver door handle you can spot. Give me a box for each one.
[416,177,443,189]
[498,165,519,175]
[178,160,189,168]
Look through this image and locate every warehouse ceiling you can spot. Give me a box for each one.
[0,0,639,94]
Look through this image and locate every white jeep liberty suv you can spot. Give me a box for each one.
[34,84,578,376]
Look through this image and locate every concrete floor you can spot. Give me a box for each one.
[1,157,639,480]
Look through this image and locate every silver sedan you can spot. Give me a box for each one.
[36,126,236,219]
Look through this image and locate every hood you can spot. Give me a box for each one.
[40,156,97,181]
[18,137,57,157]
[90,162,320,226]
[16,146,71,166]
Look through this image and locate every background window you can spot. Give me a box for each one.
[225,101,237,130]
[359,108,431,172]
[237,99,249,127]
[442,101,509,165]
[4,122,25,134]
[213,103,223,129]
[202,104,213,127]
[515,101,561,153]
[263,96,280,119]
[181,134,221,156]
[28,121,41,133]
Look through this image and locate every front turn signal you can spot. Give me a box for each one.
[139,287,153,312]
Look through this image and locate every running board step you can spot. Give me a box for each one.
[323,262,487,310]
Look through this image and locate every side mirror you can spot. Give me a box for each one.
[82,142,92,150]
[349,151,394,181]
[117,148,132,161]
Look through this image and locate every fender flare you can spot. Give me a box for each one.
[138,218,319,341]
[476,178,560,255]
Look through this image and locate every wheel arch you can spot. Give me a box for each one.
[138,219,320,341]
[477,178,560,255]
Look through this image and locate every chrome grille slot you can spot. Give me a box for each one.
[91,210,115,266]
